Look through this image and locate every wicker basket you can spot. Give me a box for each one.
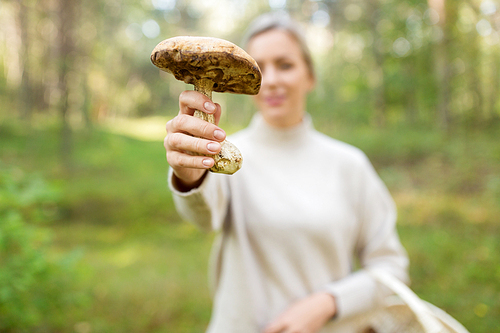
[361,270,470,333]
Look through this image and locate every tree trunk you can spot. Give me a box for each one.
[18,0,33,120]
[468,31,484,127]
[428,0,457,130]
[368,0,387,127]
[435,42,451,130]
[57,0,77,168]
[405,58,418,124]
[489,55,500,121]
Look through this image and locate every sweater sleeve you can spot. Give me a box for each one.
[325,154,409,320]
[168,168,230,232]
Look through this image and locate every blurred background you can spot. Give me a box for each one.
[0,0,499,332]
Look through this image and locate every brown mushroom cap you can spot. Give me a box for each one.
[151,36,261,95]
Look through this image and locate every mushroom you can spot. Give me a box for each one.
[151,36,262,174]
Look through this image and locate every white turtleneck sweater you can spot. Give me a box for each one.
[169,113,409,333]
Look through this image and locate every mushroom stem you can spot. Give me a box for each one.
[193,78,243,174]
[194,78,215,123]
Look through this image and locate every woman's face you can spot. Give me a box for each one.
[246,29,315,128]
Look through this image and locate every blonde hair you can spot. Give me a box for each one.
[242,11,315,79]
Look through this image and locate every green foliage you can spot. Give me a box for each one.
[1,121,499,332]
[2,0,500,129]
[0,165,88,331]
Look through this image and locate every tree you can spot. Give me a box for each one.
[17,0,33,120]
[428,0,457,129]
[57,0,77,167]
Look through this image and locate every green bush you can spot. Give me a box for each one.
[0,164,87,331]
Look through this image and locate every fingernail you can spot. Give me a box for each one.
[214,130,225,140]
[207,142,220,153]
[204,102,215,112]
[202,158,213,167]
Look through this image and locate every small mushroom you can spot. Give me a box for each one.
[151,36,262,174]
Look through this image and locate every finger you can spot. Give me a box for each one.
[167,150,214,169]
[166,115,226,142]
[166,132,221,156]
[263,321,287,333]
[179,90,217,116]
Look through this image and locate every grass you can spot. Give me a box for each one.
[56,222,213,332]
[1,117,499,332]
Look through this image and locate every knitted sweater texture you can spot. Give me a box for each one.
[169,113,409,333]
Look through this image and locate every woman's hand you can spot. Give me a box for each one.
[165,91,226,191]
[263,292,336,333]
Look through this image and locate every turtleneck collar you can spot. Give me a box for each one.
[247,112,314,146]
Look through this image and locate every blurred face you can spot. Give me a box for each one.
[246,29,315,128]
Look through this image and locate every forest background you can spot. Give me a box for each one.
[0,0,499,332]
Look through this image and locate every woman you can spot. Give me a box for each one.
[165,12,409,333]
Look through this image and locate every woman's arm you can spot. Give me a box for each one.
[166,91,231,231]
[326,154,409,320]
[263,153,408,332]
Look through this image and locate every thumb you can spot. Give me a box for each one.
[213,103,222,126]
